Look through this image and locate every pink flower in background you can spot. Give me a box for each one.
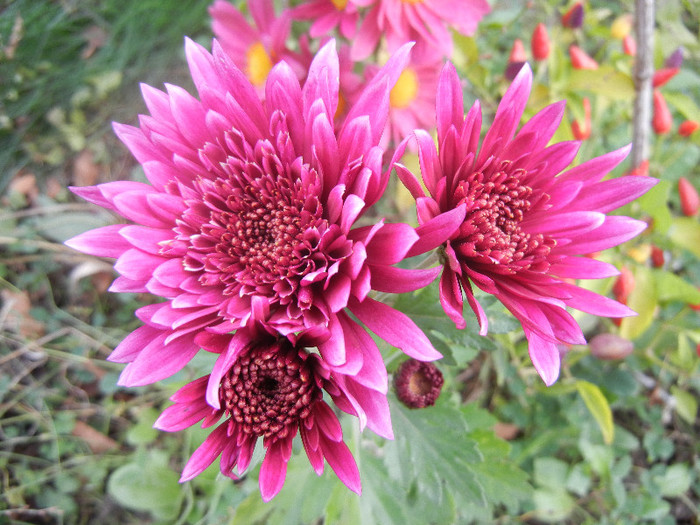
[382,56,441,147]
[351,0,490,61]
[393,63,657,385]
[209,0,309,89]
[155,325,390,500]
[66,39,459,388]
[291,0,360,39]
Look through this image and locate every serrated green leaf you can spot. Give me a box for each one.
[670,386,698,425]
[385,396,485,510]
[653,269,700,304]
[620,266,657,340]
[576,380,614,444]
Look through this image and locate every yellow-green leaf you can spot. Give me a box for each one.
[568,66,634,100]
[576,380,614,445]
[620,266,657,340]
[670,386,698,425]
[669,217,700,259]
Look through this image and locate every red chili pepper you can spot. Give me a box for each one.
[571,97,591,140]
[569,45,598,69]
[678,177,699,216]
[531,23,550,61]
[652,67,680,88]
[678,120,699,137]
[652,90,672,135]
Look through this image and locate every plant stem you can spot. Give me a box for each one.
[631,0,655,168]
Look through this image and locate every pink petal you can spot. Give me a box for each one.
[369,265,441,294]
[65,224,130,258]
[406,204,467,257]
[349,297,441,361]
[525,330,561,386]
[318,432,361,494]
[259,440,291,502]
[180,423,229,482]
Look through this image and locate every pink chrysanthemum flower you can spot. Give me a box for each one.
[209,0,309,89]
[351,0,491,61]
[382,56,441,147]
[393,63,657,385]
[155,325,388,500]
[66,39,459,388]
[291,0,360,40]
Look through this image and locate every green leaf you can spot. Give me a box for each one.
[125,407,159,445]
[534,457,570,490]
[653,269,700,304]
[568,66,635,100]
[384,396,485,511]
[669,217,700,259]
[33,211,113,243]
[576,380,614,444]
[620,266,657,341]
[635,180,672,234]
[533,488,575,523]
[107,452,182,520]
[655,463,692,498]
[670,386,698,425]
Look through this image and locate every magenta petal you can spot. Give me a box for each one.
[555,216,648,255]
[526,330,561,386]
[314,401,343,442]
[117,333,198,387]
[180,423,229,482]
[561,283,637,318]
[259,441,290,502]
[568,176,658,213]
[436,61,465,145]
[337,312,386,392]
[364,222,418,265]
[406,204,467,257]
[318,432,361,494]
[549,256,620,279]
[349,297,441,361]
[206,333,248,409]
[108,324,162,363]
[303,39,339,122]
[369,265,441,294]
[154,399,213,432]
[439,268,466,330]
[558,144,631,184]
[65,224,130,258]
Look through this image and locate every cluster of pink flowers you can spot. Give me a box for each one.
[66,0,655,502]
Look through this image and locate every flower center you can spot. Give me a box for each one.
[246,42,273,86]
[390,68,419,109]
[394,359,444,408]
[331,0,348,9]
[453,162,553,271]
[402,0,423,4]
[219,343,322,440]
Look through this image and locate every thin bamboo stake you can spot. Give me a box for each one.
[631,0,655,169]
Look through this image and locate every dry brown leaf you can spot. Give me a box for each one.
[72,149,100,187]
[81,25,108,60]
[8,173,38,200]
[0,289,45,338]
[493,422,521,441]
[72,420,119,453]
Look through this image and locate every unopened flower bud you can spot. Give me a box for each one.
[611,14,633,39]
[622,35,636,56]
[590,333,634,360]
[569,45,598,69]
[532,23,551,61]
[562,2,584,29]
[650,245,665,268]
[652,90,672,135]
[652,67,680,88]
[664,47,684,69]
[679,120,699,137]
[613,266,635,305]
[678,177,699,216]
[509,39,527,63]
[394,359,444,409]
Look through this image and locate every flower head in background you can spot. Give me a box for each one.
[155,325,391,500]
[209,0,309,90]
[291,0,361,40]
[393,63,657,385]
[66,39,458,388]
[381,56,441,148]
[351,0,490,61]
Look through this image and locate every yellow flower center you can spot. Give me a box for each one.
[246,42,273,87]
[335,92,347,120]
[390,68,419,109]
[402,0,423,4]
[331,0,349,9]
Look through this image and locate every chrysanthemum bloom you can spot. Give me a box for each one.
[393,358,443,408]
[66,39,460,387]
[392,63,657,385]
[291,0,360,39]
[209,0,309,90]
[380,56,441,148]
[155,325,388,500]
[351,0,491,61]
